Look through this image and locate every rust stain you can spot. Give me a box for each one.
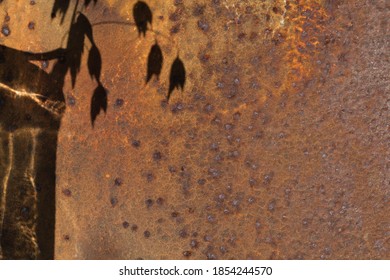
[283,1,329,82]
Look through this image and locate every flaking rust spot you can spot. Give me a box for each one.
[252,0,330,96]
[281,1,330,84]
[215,0,330,98]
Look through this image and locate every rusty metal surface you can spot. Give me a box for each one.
[1,0,389,259]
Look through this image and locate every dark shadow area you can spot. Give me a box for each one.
[146,42,163,84]
[51,0,71,23]
[84,0,98,7]
[133,1,153,37]
[51,0,97,23]
[0,44,64,260]
[0,0,103,259]
[88,45,102,81]
[90,83,107,126]
[132,1,187,101]
[168,56,186,101]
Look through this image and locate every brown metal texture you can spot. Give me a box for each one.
[1,0,389,259]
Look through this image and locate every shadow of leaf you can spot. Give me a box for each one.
[67,13,94,88]
[88,45,102,81]
[90,84,107,126]
[51,0,71,24]
[84,0,98,7]
[76,13,94,43]
[168,57,186,101]
[67,22,84,88]
[133,1,153,37]
[146,42,163,84]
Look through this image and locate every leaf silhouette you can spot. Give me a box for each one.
[77,13,94,44]
[67,20,84,88]
[84,0,98,7]
[66,13,95,88]
[168,57,186,101]
[88,44,102,81]
[146,42,163,84]
[90,84,107,126]
[133,1,153,37]
[51,0,71,24]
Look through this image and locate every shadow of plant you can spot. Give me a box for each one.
[0,0,188,260]
[0,0,104,260]
[135,1,186,101]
